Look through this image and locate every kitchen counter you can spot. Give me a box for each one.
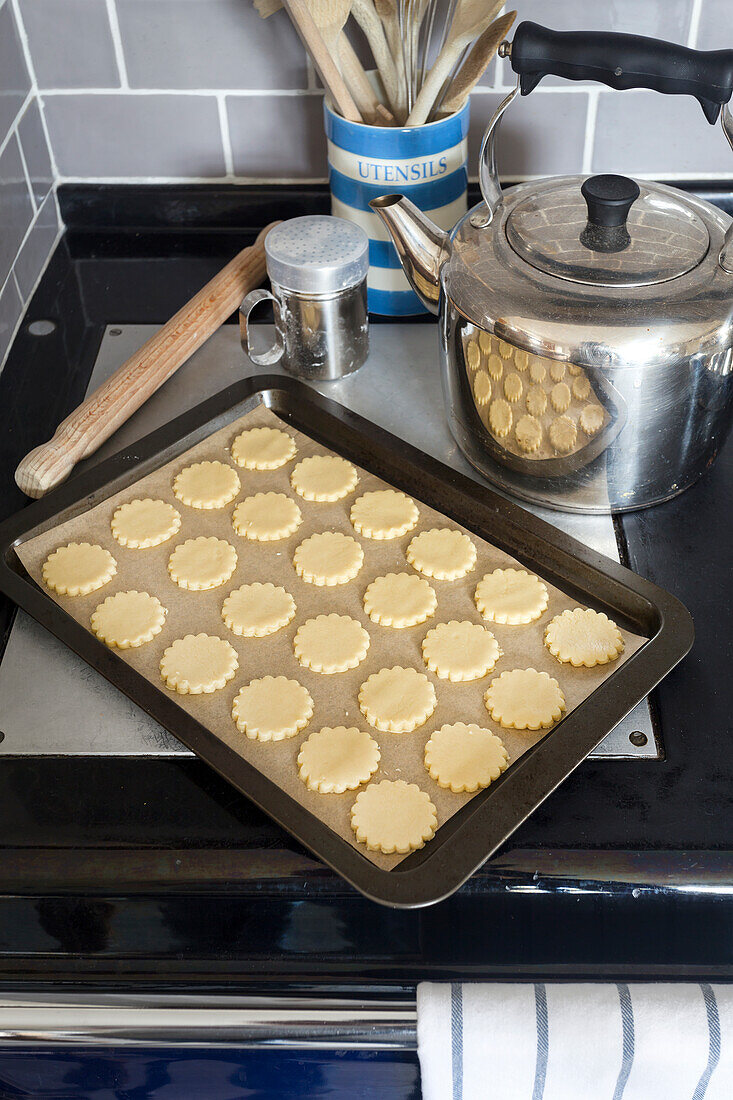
[0,184,732,993]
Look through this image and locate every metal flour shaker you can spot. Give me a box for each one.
[240,215,369,381]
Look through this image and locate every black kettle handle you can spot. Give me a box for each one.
[509,21,733,123]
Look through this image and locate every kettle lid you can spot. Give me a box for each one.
[505,174,710,287]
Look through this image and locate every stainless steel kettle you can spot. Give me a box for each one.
[372,23,733,513]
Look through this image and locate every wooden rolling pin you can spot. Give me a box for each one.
[15,222,280,499]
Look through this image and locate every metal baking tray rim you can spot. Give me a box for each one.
[0,376,694,908]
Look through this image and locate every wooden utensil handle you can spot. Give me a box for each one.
[15,222,280,499]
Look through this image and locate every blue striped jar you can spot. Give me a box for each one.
[324,100,470,316]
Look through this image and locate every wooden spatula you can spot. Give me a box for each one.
[15,225,280,499]
[406,0,504,125]
[351,0,402,116]
[283,0,363,121]
[438,10,515,115]
[374,0,407,119]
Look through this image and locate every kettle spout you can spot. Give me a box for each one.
[370,195,451,315]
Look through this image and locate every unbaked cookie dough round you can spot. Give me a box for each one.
[515,414,542,454]
[160,634,238,694]
[173,460,240,509]
[478,331,492,355]
[550,382,571,413]
[526,385,548,418]
[293,613,370,674]
[111,499,181,549]
[293,531,364,586]
[529,358,547,384]
[351,780,437,854]
[549,415,578,454]
[231,425,296,470]
[291,455,358,502]
[424,722,509,792]
[489,398,512,438]
[232,493,302,541]
[498,340,514,359]
[350,490,418,540]
[422,620,501,681]
[514,349,530,371]
[91,590,166,649]
[580,404,604,436]
[43,543,117,597]
[298,726,380,793]
[503,372,523,403]
[544,607,624,667]
[572,374,591,401]
[473,369,491,406]
[487,353,504,381]
[222,582,296,637]
[359,666,436,733]
[168,536,237,590]
[232,675,313,741]
[465,339,481,371]
[549,361,566,382]
[484,668,565,730]
[568,363,583,376]
[475,567,549,625]
[406,528,476,581]
[363,573,437,629]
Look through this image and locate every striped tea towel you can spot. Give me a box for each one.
[417,982,733,1100]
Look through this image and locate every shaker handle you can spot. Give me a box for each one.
[508,22,733,123]
[239,288,285,366]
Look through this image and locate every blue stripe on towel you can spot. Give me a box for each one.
[614,983,635,1100]
[693,984,721,1099]
[451,983,463,1100]
[533,983,549,1100]
[325,103,470,157]
[329,164,468,212]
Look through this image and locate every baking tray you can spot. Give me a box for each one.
[0,376,693,908]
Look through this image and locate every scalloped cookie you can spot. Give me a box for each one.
[544,608,624,667]
[111,499,181,549]
[406,528,476,581]
[298,726,380,793]
[232,493,302,541]
[222,582,295,637]
[422,620,501,681]
[489,398,512,437]
[232,676,313,741]
[484,668,565,730]
[424,723,509,793]
[43,543,117,597]
[351,780,437,854]
[350,490,418,540]
[475,568,549,625]
[91,590,166,649]
[173,461,240,509]
[473,369,491,406]
[160,634,238,695]
[293,614,370,674]
[231,426,296,470]
[363,573,437,629]
[291,455,358,501]
[359,666,436,733]
[549,416,578,454]
[168,537,237,591]
[293,531,364,586]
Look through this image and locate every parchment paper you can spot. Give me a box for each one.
[16,404,645,870]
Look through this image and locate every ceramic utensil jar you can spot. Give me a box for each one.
[240,216,369,381]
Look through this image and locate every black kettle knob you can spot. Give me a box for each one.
[580,174,640,252]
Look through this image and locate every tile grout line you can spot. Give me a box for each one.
[10,0,61,180]
[51,169,733,185]
[105,0,130,89]
[0,220,64,373]
[40,87,326,97]
[687,0,704,47]
[14,126,37,214]
[0,89,33,163]
[216,95,235,178]
[581,88,601,175]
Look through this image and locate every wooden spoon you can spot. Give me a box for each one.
[406,0,504,125]
[351,0,402,116]
[283,0,363,121]
[339,33,394,122]
[374,0,407,120]
[437,10,516,116]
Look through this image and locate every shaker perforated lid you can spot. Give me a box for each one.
[265,216,369,295]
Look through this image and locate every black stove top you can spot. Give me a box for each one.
[0,183,731,987]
